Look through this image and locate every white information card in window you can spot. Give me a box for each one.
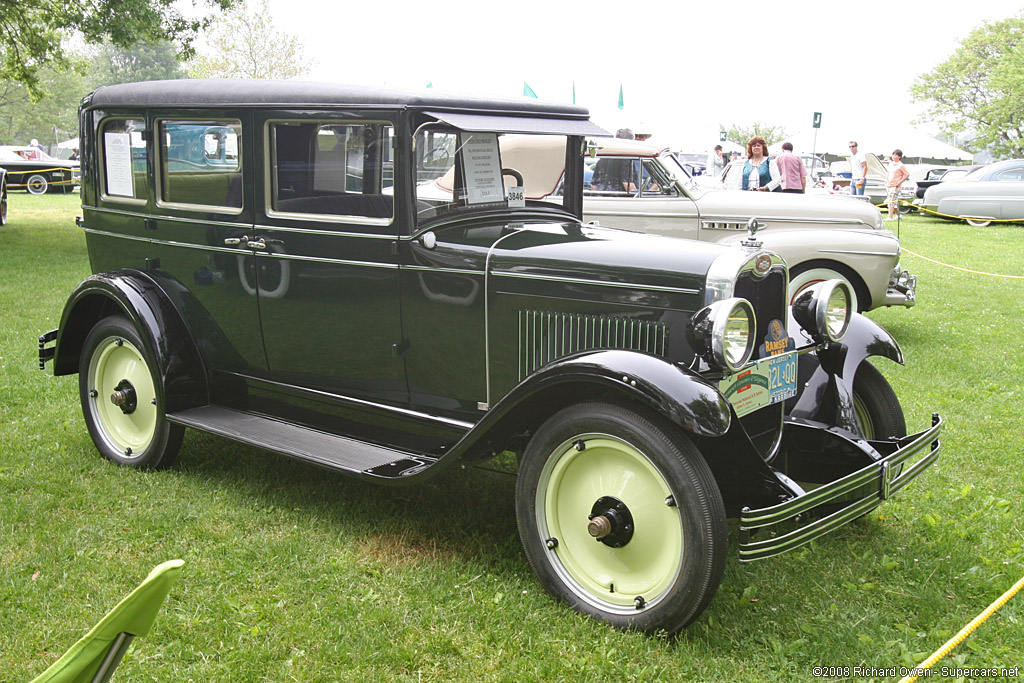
[104,132,135,197]
[460,133,504,205]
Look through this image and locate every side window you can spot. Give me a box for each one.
[586,157,642,196]
[996,168,1024,181]
[268,121,394,221]
[159,120,242,210]
[101,118,148,203]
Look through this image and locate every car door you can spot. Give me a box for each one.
[253,112,407,404]
[88,111,265,376]
[582,155,701,240]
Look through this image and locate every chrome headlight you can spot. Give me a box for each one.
[687,297,756,372]
[792,279,852,343]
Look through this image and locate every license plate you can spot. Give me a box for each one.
[718,351,798,418]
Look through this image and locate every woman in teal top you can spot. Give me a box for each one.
[740,136,781,191]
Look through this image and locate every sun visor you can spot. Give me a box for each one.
[425,111,609,137]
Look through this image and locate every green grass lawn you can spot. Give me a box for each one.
[2,193,1022,681]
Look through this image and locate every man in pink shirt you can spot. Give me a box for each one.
[776,142,807,193]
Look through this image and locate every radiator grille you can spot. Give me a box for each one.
[518,310,668,380]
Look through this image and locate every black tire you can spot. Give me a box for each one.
[79,316,183,469]
[853,362,907,440]
[515,402,726,634]
[0,178,7,225]
[25,173,48,195]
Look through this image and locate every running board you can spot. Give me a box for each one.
[167,405,437,480]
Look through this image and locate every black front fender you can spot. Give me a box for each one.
[51,269,208,413]
[789,312,903,433]
[447,349,732,464]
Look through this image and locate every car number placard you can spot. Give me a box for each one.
[718,351,798,418]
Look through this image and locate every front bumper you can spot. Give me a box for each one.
[883,263,917,307]
[738,413,942,562]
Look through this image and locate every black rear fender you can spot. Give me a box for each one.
[52,270,208,412]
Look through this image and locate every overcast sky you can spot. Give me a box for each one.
[262,0,1023,152]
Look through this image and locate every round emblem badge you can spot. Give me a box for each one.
[755,254,772,274]
[769,319,784,341]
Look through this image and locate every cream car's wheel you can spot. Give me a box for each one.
[516,403,726,634]
[26,174,48,195]
[79,316,183,469]
[789,265,862,313]
[1,178,7,225]
[965,217,993,227]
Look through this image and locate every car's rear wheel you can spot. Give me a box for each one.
[25,173,48,195]
[1,178,7,225]
[79,316,183,469]
[516,402,726,634]
[965,217,993,227]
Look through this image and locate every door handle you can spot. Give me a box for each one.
[247,238,267,251]
[224,237,245,246]
[223,237,267,250]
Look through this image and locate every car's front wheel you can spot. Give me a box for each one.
[79,316,183,469]
[25,173,48,195]
[1,177,7,225]
[789,264,864,313]
[853,362,907,440]
[516,402,726,634]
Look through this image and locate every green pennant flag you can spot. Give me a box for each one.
[572,82,576,104]
[617,84,624,110]
[426,82,433,88]
[523,82,538,98]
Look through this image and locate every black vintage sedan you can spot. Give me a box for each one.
[0,146,80,194]
[39,80,942,635]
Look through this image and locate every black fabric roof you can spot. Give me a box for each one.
[86,79,592,120]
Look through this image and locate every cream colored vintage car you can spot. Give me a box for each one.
[477,136,917,312]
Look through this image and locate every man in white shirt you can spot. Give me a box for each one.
[848,141,867,195]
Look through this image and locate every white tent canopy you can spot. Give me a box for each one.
[769,126,973,163]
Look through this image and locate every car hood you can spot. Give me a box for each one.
[688,187,884,229]
[488,219,732,296]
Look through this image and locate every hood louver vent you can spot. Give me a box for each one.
[518,310,668,380]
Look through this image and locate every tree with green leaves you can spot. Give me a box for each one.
[188,0,314,80]
[91,41,186,85]
[911,14,1024,159]
[1,0,233,99]
[0,67,88,146]
[720,123,789,148]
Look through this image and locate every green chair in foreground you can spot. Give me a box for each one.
[30,559,184,683]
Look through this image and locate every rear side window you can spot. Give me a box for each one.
[268,121,394,221]
[101,118,148,203]
[159,120,243,210]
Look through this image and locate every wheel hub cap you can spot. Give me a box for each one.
[110,379,138,414]
[587,496,634,547]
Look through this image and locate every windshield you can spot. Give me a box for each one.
[414,127,571,222]
[961,166,988,181]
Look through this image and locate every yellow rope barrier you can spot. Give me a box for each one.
[898,574,1024,682]
[902,200,1024,223]
[901,248,1024,280]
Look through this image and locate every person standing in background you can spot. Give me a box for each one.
[885,149,910,220]
[706,145,726,178]
[776,142,806,193]
[735,136,780,192]
[848,141,867,195]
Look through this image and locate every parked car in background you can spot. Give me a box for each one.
[673,152,707,176]
[476,136,916,312]
[918,159,1024,226]
[0,146,81,194]
[906,164,958,199]
[39,79,941,636]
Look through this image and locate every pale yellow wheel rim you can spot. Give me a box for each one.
[87,336,158,457]
[537,434,683,613]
